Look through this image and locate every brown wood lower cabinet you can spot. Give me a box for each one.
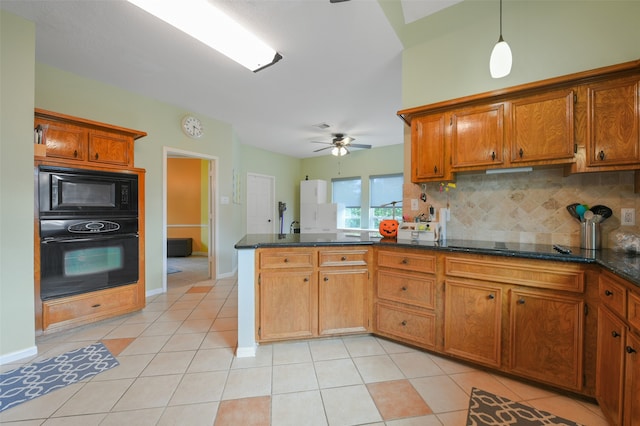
[596,270,640,426]
[444,279,502,368]
[256,247,370,342]
[509,289,584,391]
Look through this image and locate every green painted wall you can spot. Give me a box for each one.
[0,11,37,359]
[391,0,640,108]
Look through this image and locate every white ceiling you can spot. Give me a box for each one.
[1,0,461,159]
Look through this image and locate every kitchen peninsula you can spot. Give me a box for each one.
[235,233,640,407]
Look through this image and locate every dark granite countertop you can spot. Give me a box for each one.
[235,233,640,288]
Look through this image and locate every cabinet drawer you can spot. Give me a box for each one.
[376,270,435,309]
[599,272,627,318]
[377,250,436,274]
[376,302,435,348]
[319,249,368,267]
[43,284,138,329]
[445,256,584,292]
[259,250,315,269]
[628,290,640,331]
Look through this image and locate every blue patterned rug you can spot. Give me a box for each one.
[0,342,119,413]
[467,387,582,425]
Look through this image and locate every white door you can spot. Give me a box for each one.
[247,173,275,234]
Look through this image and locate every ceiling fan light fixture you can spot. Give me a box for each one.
[126,0,282,72]
[489,0,512,79]
[331,146,348,156]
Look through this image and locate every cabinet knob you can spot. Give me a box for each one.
[341,256,347,261]
[519,148,524,158]
[612,331,621,338]
[324,277,329,282]
[599,150,605,160]
[604,290,613,296]
[517,298,525,305]
[73,150,78,158]
[401,320,407,326]
[303,277,309,282]
[626,346,637,354]
[401,258,408,264]
[401,286,407,291]
[433,165,438,173]
[488,294,495,300]
[94,153,99,160]
[491,151,496,161]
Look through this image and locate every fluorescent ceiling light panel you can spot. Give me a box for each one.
[486,167,532,175]
[127,0,282,72]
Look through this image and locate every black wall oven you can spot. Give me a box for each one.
[37,166,140,300]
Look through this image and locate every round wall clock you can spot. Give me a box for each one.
[181,115,204,138]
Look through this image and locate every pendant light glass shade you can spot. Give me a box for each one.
[490,35,512,78]
[331,146,348,156]
[489,0,512,78]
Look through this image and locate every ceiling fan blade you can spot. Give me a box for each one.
[349,143,372,149]
[313,146,333,152]
[310,141,332,145]
[329,0,350,3]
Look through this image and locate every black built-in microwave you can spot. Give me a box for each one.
[38,165,138,218]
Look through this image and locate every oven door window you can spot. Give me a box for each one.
[40,234,138,300]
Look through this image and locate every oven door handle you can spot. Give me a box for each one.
[41,234,138,244]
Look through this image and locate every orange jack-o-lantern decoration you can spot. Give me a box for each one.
[379,219,399,238]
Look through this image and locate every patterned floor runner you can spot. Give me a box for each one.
[0,342,119,413]
[467,387,582,426]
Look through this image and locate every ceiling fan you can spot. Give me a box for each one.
[312,133,372,156]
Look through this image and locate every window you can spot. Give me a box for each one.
[332,177,361,229]
[369,174,403,229]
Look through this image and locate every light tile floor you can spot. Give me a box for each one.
[0,256,609,425]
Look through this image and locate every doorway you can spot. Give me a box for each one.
[246,173,275,234]
[162,147,218,293]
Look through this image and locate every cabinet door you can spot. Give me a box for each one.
[411,113,448,182]
[624,332,640,426]
[300,179,327,204]
[88,131,132,167]
[37,119,87,161]
[451,103,504,169]
[587,76,640,166]
[444,279,502,367]
[509,289,584,390]
[259,271,317,341]
[510,89,575,163]
[318,269,368,335]
[596,306,626,426]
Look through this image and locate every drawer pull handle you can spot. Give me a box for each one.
[401,320,407,326]
[599,150,605,161]
[626,346,637,354]
[91,304,101,308]
[491,151,496,161]
[324,277,329,282]
[612,331,621,338]
[519,148,524,158]
[488,294,495,300]
[401,259,408,264]
[95,153,99,160]
[517,298,525,305]
[401,286,407,291]
[73,150,78,158]
[604,290,613,296]
[341,256,347,261]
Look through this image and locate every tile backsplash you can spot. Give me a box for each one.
[403,169,640,248]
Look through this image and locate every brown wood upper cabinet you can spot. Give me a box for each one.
[399,60,640,180]
[35,108,146,168]
[509,88,575,164]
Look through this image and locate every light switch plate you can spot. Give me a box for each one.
[411,198,419,211]
[621,208,635,226]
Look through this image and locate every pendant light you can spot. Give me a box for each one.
[489,0,512,78]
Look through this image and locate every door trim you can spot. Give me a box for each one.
[162,147,219,294]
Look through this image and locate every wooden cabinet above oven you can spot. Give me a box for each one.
[34,108,146,169]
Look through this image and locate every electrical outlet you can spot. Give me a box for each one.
[621,208,636,226]
[411,198,419,211]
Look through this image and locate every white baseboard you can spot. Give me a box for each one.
[146,287,165,298]
[235,344,257,358]
[0,345,38,365]
[217,266,238,280]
